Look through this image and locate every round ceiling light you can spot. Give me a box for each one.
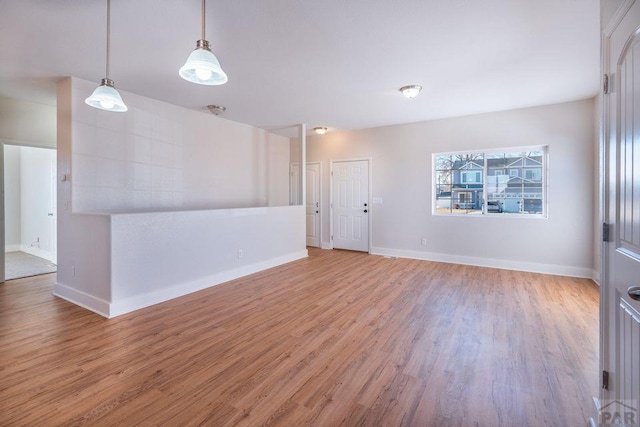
[313,127,328,135]
[399,85,422,99]
[207,105,227,115]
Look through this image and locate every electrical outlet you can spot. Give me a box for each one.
[421,238,427,246]
[237,250,243,259]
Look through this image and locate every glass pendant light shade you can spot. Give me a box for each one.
[85,78,128,112]
[179,39,228,85]
[86,0,127,113]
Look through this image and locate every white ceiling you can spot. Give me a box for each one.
[0,0,600,134]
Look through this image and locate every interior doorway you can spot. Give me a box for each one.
[2,144,57,281]
[305,162,321,247]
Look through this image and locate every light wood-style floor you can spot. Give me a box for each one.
[1,248,599,426]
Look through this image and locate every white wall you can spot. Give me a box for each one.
[55,77,306,317]
[69,78,290,213]
[308,99,596,277]
[0,95,56,148]
[4,145,21,251]
[109,206,305,317]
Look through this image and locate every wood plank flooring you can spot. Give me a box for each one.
[0,248,599,426]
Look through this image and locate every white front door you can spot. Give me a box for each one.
[331,160,369,252]
[603,2,640,422]
[306,162,320,247]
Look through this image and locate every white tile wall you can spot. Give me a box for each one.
[69,77,291,213]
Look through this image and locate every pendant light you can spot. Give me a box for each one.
[179,0,228,85]
[85,0,128,112]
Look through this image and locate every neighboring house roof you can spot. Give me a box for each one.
[459,161,483,170]
[451,156,543,170]
[505,157,543,168]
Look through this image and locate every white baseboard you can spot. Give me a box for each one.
[53,282,111,318]
[5,244,20,252]
[591,270,601,286]
[370,246,593,279]
[108,250,309,318]
[20,245,56,264]
[320,241,333,250]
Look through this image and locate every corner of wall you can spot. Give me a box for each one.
[54,77,113,316]
[53,283,112,318]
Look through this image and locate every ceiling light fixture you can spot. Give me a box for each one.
[313,127,328,135]
[179,0,228,85]
[85,0,128,112]
[399,85,422,99]
[207,104,227,115]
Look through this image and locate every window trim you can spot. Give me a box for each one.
[432,145,548,218]
[524,168,542,181]
[461,170,482,184]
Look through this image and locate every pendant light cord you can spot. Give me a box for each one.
[201,0,206,40]
[106,0,111,79]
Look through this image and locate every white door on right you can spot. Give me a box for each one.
[603,1,640,422]
[332,160,369,252]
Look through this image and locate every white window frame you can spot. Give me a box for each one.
[432,145,548,218]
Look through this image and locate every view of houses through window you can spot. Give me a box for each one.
[434,147,546,215]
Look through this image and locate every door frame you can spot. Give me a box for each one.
[0,141,5,283]
[329,157,372,253]
[306,161,322,248]
[0,139,58,283]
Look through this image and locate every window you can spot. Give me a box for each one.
[461,171,481,183]
[524,168,541,181]
[434,147,546,216]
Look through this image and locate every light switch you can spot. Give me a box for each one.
[373,197,383,204]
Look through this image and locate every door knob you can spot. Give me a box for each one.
[629,286,640,301]
[364,209,368,213]
[316,210,319,213]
